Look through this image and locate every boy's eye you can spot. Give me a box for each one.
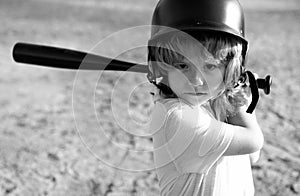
[204,64,218,71]
[174,63,189,70]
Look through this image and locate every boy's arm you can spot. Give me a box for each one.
[222,106,264,156]
[222,76,264,156]
[227,106,258,130]
[226,106,262,161]
[226,78,262,161]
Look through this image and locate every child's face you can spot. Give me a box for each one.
[166,42,225,106]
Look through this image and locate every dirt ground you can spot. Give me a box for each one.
[0,0,299,195]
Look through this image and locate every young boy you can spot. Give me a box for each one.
[147,0,263,195]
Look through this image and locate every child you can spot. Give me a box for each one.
[147,0,264,195]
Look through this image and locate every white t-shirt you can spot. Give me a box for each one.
[149,98,255,196]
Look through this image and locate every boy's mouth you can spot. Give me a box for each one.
[185,92,208,96]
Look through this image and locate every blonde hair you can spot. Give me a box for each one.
[148,32,248,120]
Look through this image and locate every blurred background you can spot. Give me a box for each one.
[0,0,299,195]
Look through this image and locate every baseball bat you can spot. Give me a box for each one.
[12,42,148,73]
[12,42,271,95]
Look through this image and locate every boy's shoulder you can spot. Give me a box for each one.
[153,98,208,123]
[152,98,180,119]
[155,97,192,107]
[149,98,184,134]
[154,98,192,114]
[155,97,180,107]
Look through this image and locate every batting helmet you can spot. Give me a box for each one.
[147,0,248,83]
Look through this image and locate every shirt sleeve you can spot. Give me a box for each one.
[160,105,234,174]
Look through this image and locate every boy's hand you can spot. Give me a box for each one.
[240,83,252,108]
[228,72,260,129]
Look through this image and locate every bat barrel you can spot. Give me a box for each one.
[13,42,148,73]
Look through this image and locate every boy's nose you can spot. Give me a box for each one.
[189,70,205,86]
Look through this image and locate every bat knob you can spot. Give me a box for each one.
[256,75,272,95]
